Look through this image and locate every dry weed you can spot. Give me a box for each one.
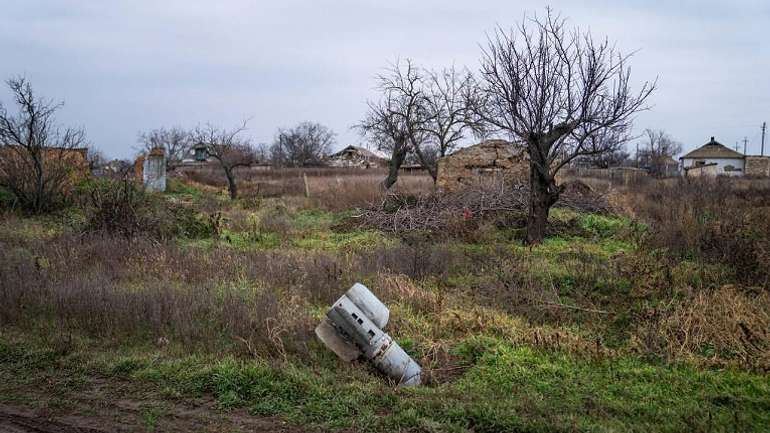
[632,285,770,370]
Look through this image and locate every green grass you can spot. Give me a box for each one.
[3,193,767,432]
[1,337,767,433]
[291,208,349,231]
[165,178,206,200]
[291,229,391,251]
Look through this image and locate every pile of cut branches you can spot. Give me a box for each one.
[351,181,613,234]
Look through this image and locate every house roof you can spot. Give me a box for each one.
[680,137,744,160]
[329,145,389,160]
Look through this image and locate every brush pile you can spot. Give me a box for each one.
[353,180,613,234]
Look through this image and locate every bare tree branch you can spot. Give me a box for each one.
[470,8,655,243]
[0,76,89,213]
[137,126,192,170]
[270,121,335,167]
[190,120,256,199]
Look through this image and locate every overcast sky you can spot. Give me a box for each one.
[1,0,768,159]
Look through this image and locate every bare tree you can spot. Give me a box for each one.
[0,77,89,213]
[359,60,431,188]
[581,148,631,168]
[574,129,632,168]
[87,147,107,172]
[360,61,476,184]
[422,66,476,160]
[270,121,335,167]
[637,129,681,177]
[138,126,192,170]
[190,121,256,199]
[470,10,655,243]
[358,101,411,189]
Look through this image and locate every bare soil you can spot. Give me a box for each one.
[0,378,311,433]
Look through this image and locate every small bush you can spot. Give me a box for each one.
[0,186,16,210]
[78,178,214,240]
[258,205,293,236]
[635,178,770,287]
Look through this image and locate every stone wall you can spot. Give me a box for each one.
[572,166,649,185]
[684,163,720,178]
[436,140,528,192]
[745,156,770,177]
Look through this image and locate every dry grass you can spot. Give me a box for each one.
[181,166,434,210]
[3,171,770,374]
[628,177,770,287]
[632,285,770,370]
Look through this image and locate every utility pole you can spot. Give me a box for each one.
[635,142,639,168]
[762,122,766,156]
[735,141,740,152]
[743,137,749,155]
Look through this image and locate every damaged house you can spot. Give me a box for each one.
[436,139,528,191]
[326,145,389,168]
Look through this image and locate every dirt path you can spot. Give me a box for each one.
[0,378,311,433]
[0,406,106,433]
[0,401,308,433]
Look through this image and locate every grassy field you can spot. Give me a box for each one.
[1,172,769,432]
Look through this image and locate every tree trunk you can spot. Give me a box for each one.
[411,143,438,182]
[382,145,408,190]
[224,166,238,199]
[526,160,559,245]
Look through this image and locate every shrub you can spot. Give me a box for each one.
[79,178,214,240]
[635,178,770,287]
[0,186,16,210]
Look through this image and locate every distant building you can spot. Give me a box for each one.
[680,137,745,176]
[680,136,770,177]
[193,144,208,162]
[93,159,133,178]
[436,139,528,191]
[326,145,389,168]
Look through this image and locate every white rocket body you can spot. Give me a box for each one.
[315,283,421,386]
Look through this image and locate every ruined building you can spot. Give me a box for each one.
[436,139,528,191]
[134,147,167,192]
[326,145,389,168]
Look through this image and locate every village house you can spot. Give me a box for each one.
[680,137,770,177]
[680,137,744,176]
[436,139,528,191]
[325,145,389,168]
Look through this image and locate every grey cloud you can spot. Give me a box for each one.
[0,0,768,158]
